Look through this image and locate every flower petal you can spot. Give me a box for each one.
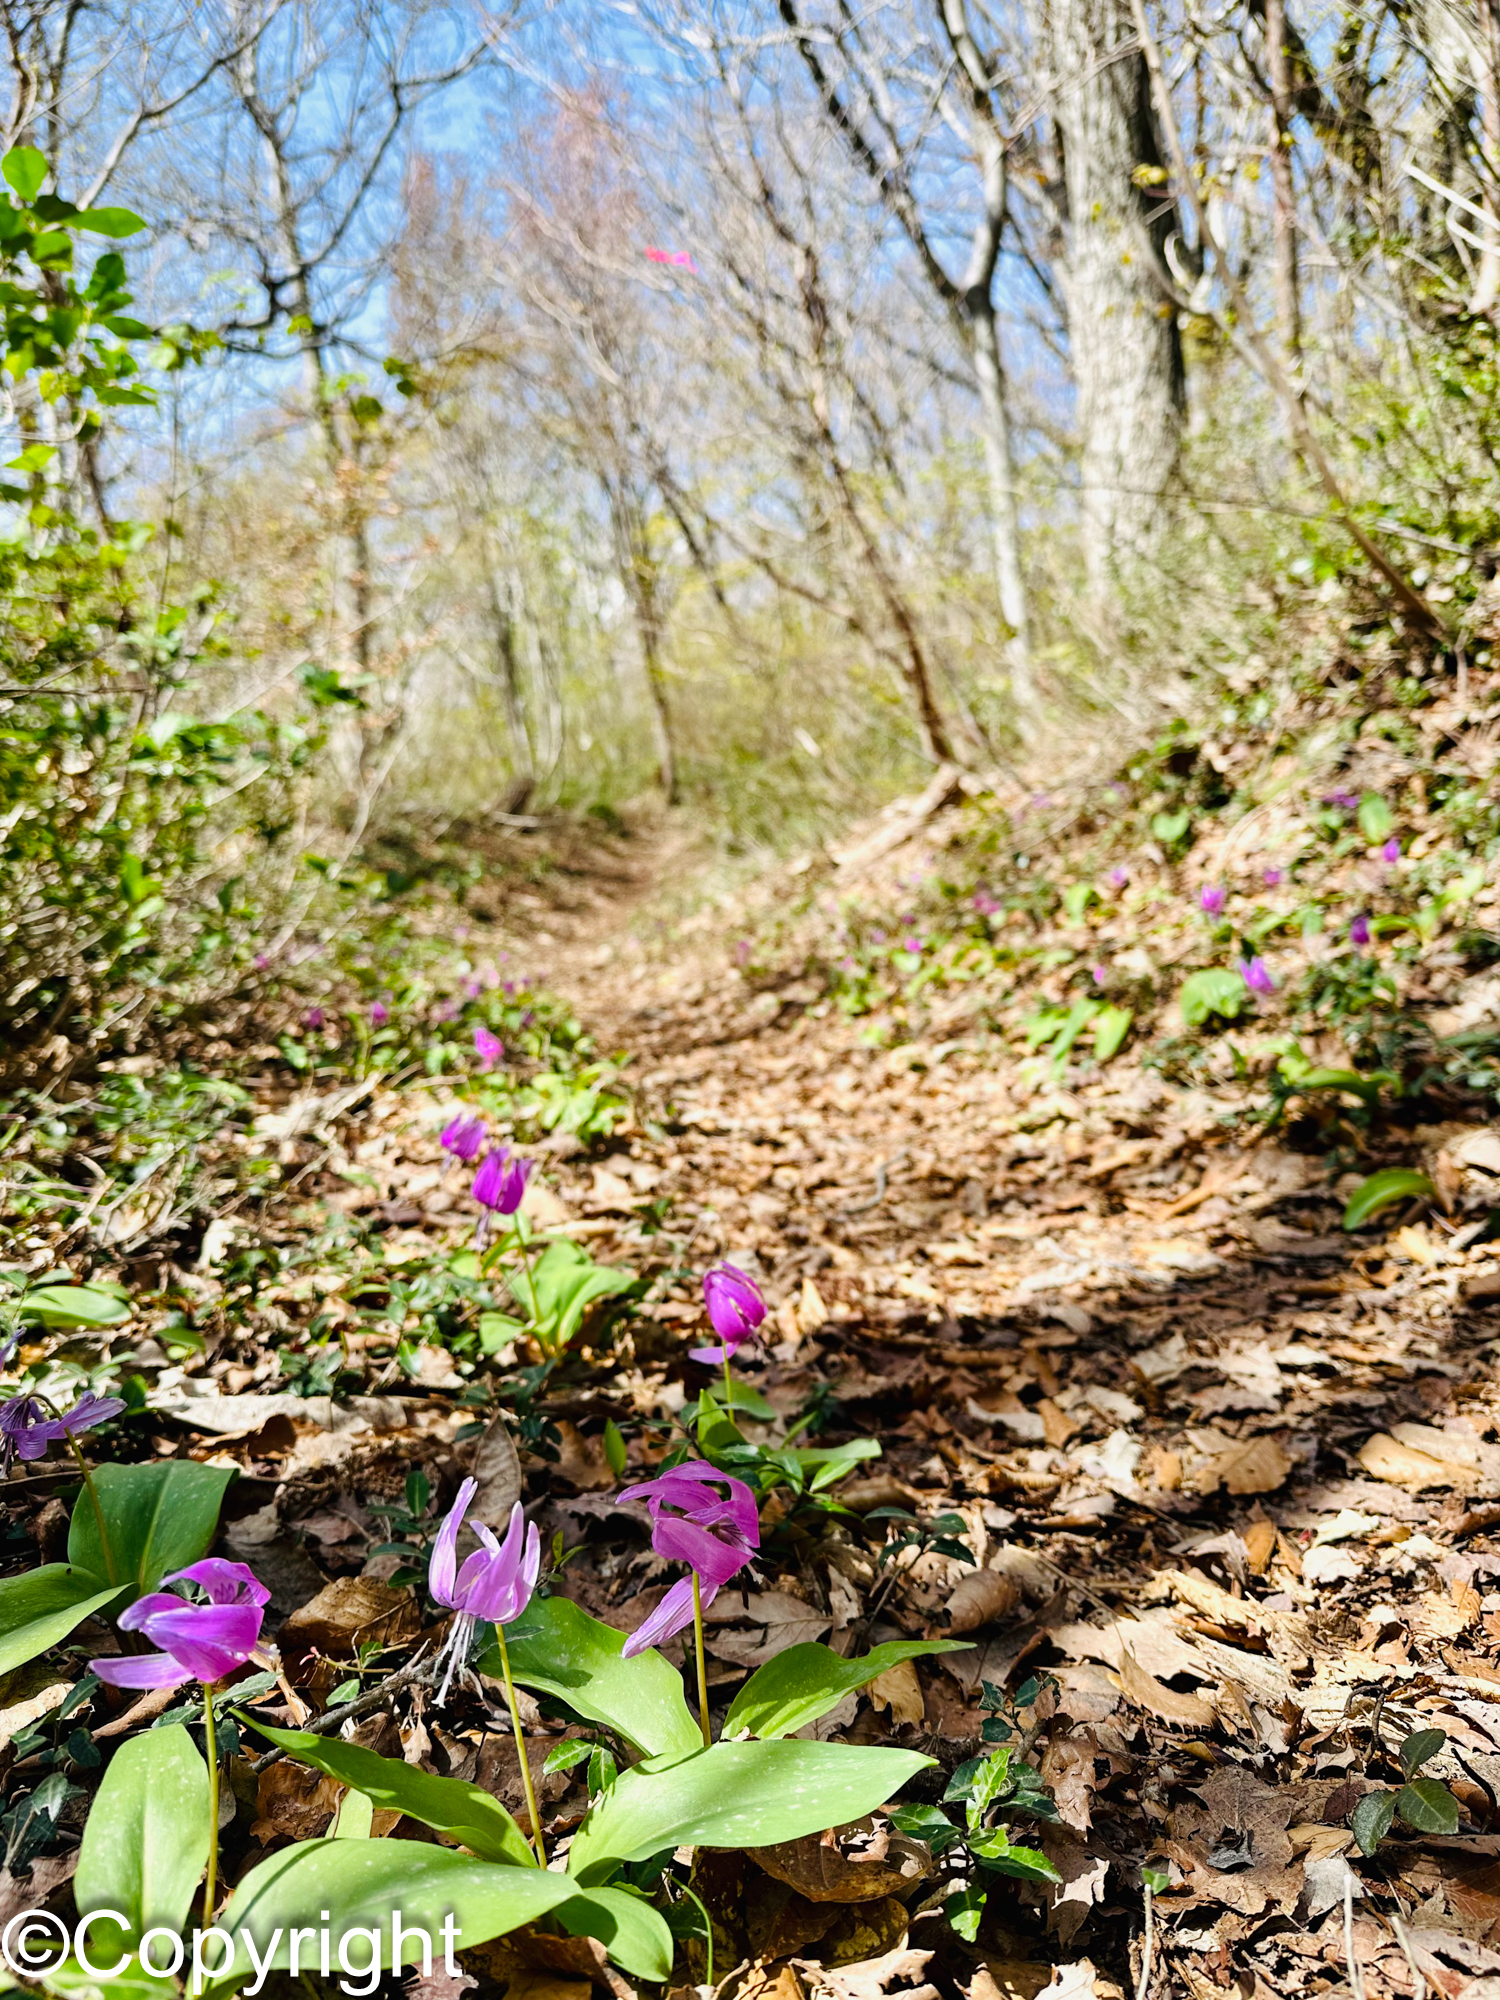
[430,1476,476,1608]
[621,1575,700,1657]
[90,1652,193,1691]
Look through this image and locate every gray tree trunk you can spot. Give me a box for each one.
[1048,0,1185,590]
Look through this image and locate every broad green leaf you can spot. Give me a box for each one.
[2,147,47,201]
[1280,1066,1391,1105]
[568,1740,933,1882]
[1351,1790,1395,1855]
[247,1724,535,1868]
[1091,1005,1133,1062]
[555,1887,673,1982]
[1178,968,1248,1028]
[726,1641,970,1741]
[21,1283,130,1328]
[524,1241,634,1355]
[214,1842,576,1990]
[0,1566,122,1675]
[491,1596,700,1760]
[945,1885,986,1942]
[972,1836,1061,1884]
[75,208,145,238]
[1342,1170,1435,1232]
[1398,1728,1446,1778]
[68,1460,234,1594]
[1150,810,1191,847]
[333,1790,374,1839]
[74,1725,211,1962]
[1396,1778,1459,1835]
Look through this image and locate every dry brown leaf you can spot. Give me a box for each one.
[1359,1432,1478,1491]
[549,1420,614,1492]
[1115,1651,1217,1729]
[251,1759,343,1842]
[704,1590,832,1665]
[866,1658,924,1725]
[277,1576,419,1672]
[749,1827,931,1903]
[1164,1569,1259,1630]
[966,1964,1054,2000]
[468,1414,523,1523]
[1242,1519,1277,1574]
[1036,1397,1080,1448]
[1146,1447,1183,1491]
[1415,1574,1482,1637]
[1201,1435,1293,1495]
[0,1663,69,1756]
[944,1566,1023,1636]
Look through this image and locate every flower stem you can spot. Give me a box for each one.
[62,1430,116,1586]
[691,1571,711,1749]
[203,1680,220,1925]
[722,1353,734,1414]
[494,1625,547,1865]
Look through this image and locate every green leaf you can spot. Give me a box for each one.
[725,1641,970,1741]
[554,1887,673,1982]
[21,1283,130,1328]
[1091,1005,1133,1061]
[973,1835,1061,1884]
[886,1803,962,1854]
[1351,1790,1396,1855]
[0,1566,123,1676]
[1150,809,1191,848]
[74,1724,211,1961]
[245,1724,536,1869]
[1178,968,1248,1027]
[1142,1865,1170,1894]
[1399,1728,1447,1778]
[945,1885,986,1942]
[1342,1170,1436,1231]
[603,1420,628,1477]
[67,1460,235,1594]
[567,1740,933,1883]
[2,147,48,201]
[216,1842,576,1988]
[1395,1778,1459,1835]
[521,1241,634,1355]
[75,208,145,238]
[1358,794,1394,844]
[489,1596,701,1760]
[544,1738,594,1777]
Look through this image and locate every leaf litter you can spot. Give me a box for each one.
[6,719,1500,1999]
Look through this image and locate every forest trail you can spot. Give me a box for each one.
[509,803,1500,1999]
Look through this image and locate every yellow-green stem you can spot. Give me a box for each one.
[722,1353,733,1413]
[495,1625,547,1865]
[61,1429,116,1585]
[692,1571,711,1748]
[203,1681,220,1924]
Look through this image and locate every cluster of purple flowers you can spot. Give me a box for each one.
[441,1114,534,1224]
[618,1463,760,1656]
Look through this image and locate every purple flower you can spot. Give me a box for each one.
[465,978,482,1000]
[972,890,1001,916]
[1238,956,1276,995]
[692,1263,767,1366]
[473,1146,532,1215]
[1381,838,1401,864]
[1031,793,1052,810]
[90,1559,268,1690]
[473,1026,504,1070]
[368,1000,389,1027]
[1350,914,1372,948]
[1108,867,1129,889]
[253,953,269,971]
[734,940,751,965]
[1262,868,1283,888]
[903,936,922,955]
[303,1006,325,1030]
[617,1464,759,1656]
[430,1478,541,1701]
[1323,790,1358,810]
[1200,886,1226,917]
[441,1113,486,1163]
[0,1391,125,1474]
[1092,965,1107,986]
[433,998,459,1023]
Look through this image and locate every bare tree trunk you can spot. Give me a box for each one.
[1265,0,1302,357]
[1048,0,1185,591]
[485,563,534,811]
[969,292,1033,718]
[1473,0,1500,315]
[611,497,678,803]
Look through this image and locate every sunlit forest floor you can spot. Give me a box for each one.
[7,673,1500,2000]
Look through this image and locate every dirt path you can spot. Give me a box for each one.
[519,821,1500,2000]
